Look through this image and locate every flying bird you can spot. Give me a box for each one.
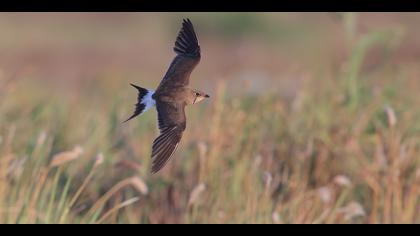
[124,18,209,174]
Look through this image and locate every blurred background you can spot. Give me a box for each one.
[0,13,419,223]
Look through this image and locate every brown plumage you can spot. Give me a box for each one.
[125,18,210,174]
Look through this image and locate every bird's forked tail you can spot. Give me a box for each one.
[123,83,155,123]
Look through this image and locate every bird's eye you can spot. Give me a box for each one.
[195,93,200,96]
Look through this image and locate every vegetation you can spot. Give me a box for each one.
[0,13,418,223]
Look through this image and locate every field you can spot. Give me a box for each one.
[0,13,419,223]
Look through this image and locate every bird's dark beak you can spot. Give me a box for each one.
[205,94,210,98]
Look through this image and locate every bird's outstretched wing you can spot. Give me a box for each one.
[157,18,201,90]
[151,101,186,173]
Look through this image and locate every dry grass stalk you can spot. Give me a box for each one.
[338,201,366,221]
[85,175,148,221]
[333,175,352,187]
[50,146,84,168]
[129,176,148,195]
[188,183,206,207]
[384,105,397,128]
[96,197,139,224]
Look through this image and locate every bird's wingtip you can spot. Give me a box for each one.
[150,164,160,174]
[182,18,193,26]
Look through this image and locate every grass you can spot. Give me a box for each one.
[0,13,419,224]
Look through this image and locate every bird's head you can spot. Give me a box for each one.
[190,89,210,104]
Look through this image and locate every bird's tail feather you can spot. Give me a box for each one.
[123,84,155,123]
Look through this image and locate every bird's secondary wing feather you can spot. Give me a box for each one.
[151,101,186,173]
